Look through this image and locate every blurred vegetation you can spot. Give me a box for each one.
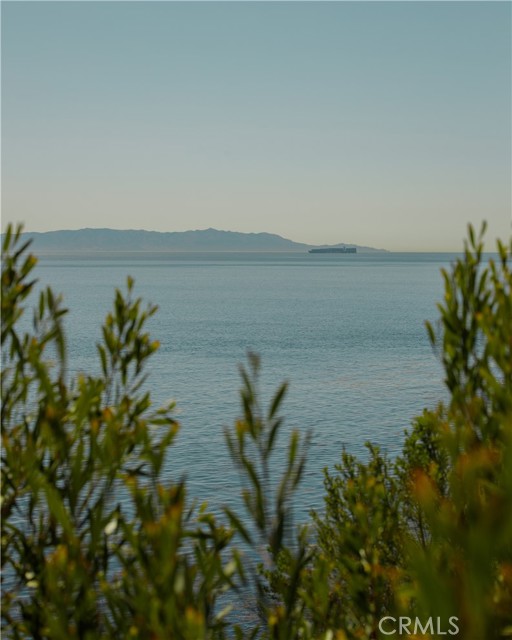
[2,223,511,639]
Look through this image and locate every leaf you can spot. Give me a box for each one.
[224,507,253,545]
[268,382,287,420]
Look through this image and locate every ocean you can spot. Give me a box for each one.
[34,251,455,523]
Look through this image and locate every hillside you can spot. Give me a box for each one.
[13,228,386,253]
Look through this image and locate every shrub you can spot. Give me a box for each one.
[292,225,512,639]
[1,225,241,639]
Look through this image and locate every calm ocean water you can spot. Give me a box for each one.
[34,251,456,522]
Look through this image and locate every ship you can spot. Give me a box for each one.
[308,246,357,254]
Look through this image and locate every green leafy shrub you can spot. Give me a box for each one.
[1,225,241,639]
[401,226,512,639]
[289,225,512,639]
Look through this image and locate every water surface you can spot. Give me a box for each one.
[34,251,455,521]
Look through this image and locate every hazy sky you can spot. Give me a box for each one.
[2,1,511,251]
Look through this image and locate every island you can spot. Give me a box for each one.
[9,228,385,253]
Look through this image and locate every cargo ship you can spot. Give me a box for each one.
[308,247,357,254]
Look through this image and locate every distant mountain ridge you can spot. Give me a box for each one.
[12,228,387,253]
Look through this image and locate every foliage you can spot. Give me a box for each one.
[1,225,240,639]
[290,224,512,639]
[308,445,403,638]
[224,352,312,639]
[2,223,511,639]
[402,225,512,639]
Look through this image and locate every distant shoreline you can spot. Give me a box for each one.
[7,227,389,253]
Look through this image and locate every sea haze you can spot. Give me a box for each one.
[35,251,454,522]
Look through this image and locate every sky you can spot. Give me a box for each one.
[2,1,511,251]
